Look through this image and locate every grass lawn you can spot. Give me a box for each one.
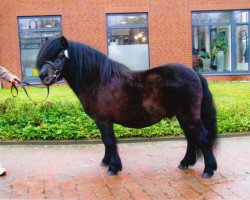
[0,82,249,140]
[1,82,249,103]
[209,82,250,105]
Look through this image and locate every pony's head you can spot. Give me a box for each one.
[37,36,69,86]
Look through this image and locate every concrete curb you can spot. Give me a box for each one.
[0,132,250,145]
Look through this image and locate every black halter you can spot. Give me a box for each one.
[45,55,67,82]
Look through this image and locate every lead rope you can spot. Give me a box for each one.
[11,81,50,103]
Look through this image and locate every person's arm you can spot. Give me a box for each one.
[0,66,20,84]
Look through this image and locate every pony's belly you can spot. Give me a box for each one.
[115,115,163,128]
[114,104,167,128]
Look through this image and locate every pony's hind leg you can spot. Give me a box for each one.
[176,116,198,169]
[199,123,217,178]
[201,146,217,178]
[177,114,217,178]
[96,120,122,176]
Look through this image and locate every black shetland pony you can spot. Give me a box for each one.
[37,36,217,178]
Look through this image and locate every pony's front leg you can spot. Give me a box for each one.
[96,120,122,176]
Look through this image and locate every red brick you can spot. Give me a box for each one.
[61,189,79,199]
[12,181,28,190]
[124,182,143,194]
[93,185,114,198]
[11,190,28,199]
[111,187,131,199]
[60,179,76,190]
[131,191,151,200]
[89,176,107,186]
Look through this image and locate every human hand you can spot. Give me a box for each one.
[10,76,20,84]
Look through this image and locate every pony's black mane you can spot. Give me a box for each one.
[37,38,132,85]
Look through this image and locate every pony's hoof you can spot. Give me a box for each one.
[100,162,109,166]
[106,170,117,176]
[202,172,214,178]
[178,163,188,170]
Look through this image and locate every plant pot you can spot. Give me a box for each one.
[216,51,224,72]
[201,59,211,71]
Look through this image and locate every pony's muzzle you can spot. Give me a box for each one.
[39,68,55,86]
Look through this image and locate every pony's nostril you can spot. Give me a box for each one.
[39,72,48,80]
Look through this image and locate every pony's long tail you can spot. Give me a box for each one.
[198,73,217,149]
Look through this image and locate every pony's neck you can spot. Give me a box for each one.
[63,41,131,94]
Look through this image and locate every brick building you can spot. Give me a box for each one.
[0,0,250,87]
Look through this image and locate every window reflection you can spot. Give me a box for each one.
[107,14,147,26]
[19,17,61,30]
[192,25,231,72]
[236,25,248,71]
[235,11,248,23]
[109,28,148,45]
[192,10,250,74]
[192,12,229,24]
[107,14,149,71]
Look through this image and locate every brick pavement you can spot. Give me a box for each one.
[0,136,250,199]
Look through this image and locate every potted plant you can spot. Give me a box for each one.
[213,32,228,71]
[199,51,211,71]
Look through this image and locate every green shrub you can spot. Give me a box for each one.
[0,98,182,140]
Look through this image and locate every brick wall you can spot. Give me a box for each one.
[205,75,250,81]
[191,0,250,11]
[0,0,249,88]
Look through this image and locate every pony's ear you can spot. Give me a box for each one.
[61,36,68,49]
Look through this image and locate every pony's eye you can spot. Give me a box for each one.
[58,53,64,58]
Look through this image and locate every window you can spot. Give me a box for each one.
[192,11,250,74]
[107,13,149,70]
[18,16,62,82]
